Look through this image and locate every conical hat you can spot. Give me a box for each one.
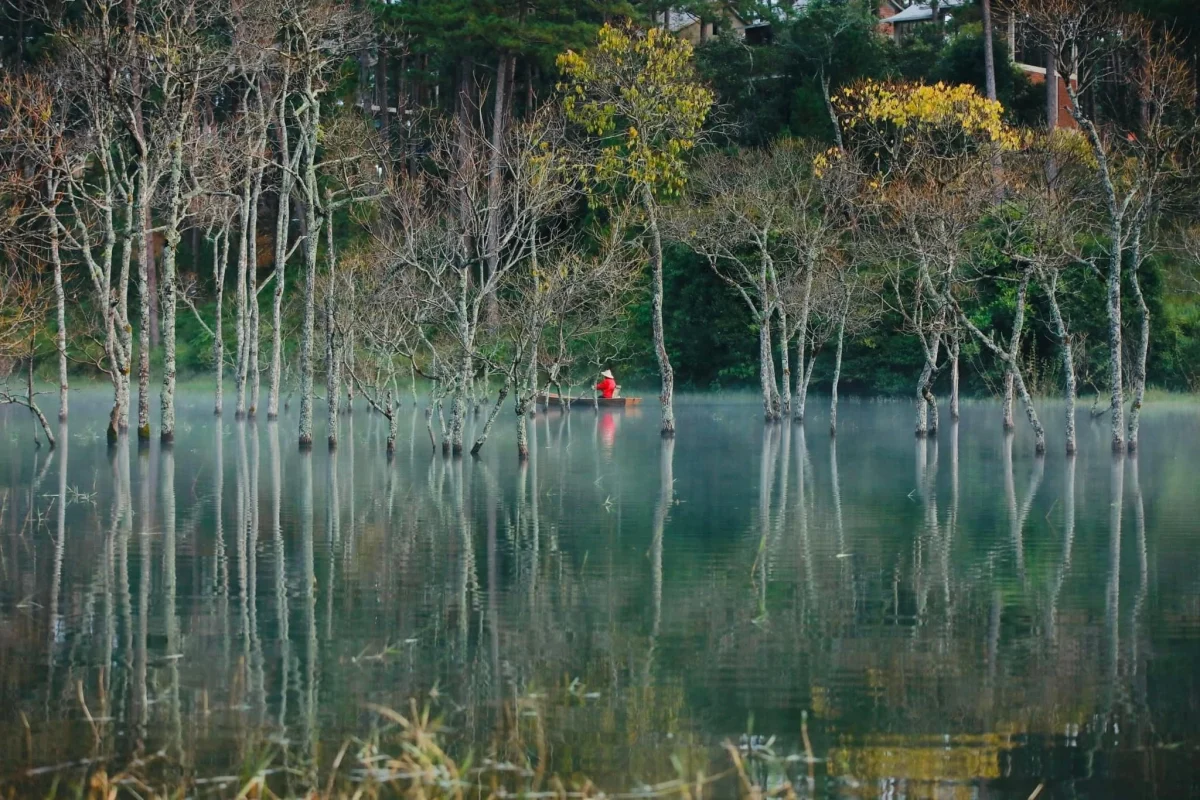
[601,370,614,379]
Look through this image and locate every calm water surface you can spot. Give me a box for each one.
[2,391,1199,798]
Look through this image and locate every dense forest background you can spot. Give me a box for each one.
[3,0,1199,398]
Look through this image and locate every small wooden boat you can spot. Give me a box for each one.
[542,394,643,409]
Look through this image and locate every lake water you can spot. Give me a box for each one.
[1,391,1199,798]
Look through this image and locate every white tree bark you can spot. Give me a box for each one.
[212,230,230,415]
[297,115,321,449]
[136,163,153,441]
[1127,224,1150,452]
[325,205,340,449]
[1043,269,1077,454]
[49,180,68,422]
[268,81,295,421]
[248,168,264,418]
[793,259,815,422]
[759,314,781,422]
[159,117,188,444]
[954,271,1047,454]
[830,290,849,437]
[949,333,960,422]
[1065,84,1125,451]
[234,167,252,419]
[777,308,792,417]
[644,185,675,437]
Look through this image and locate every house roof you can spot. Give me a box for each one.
[888,0,967,24]
[666,9,699,33]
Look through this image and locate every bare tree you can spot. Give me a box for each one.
[370,109,575,455]
[1011,1,1199,451]
[181,125,240,415]
[0,72,72,422]
[285,0,371,448]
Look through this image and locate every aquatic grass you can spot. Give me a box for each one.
[5,695,806,800]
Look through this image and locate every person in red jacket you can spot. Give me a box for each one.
[595,369,618,399]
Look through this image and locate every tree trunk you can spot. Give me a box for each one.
[247,168,263,418]
[269,80,294,421]
[1044,270,1077,454]
[22,357,56,449]
[485,53,512,325]
[830,294,848,437]
[982,0,997,102]
[819,69,844,152]
[386,391,397,457]
[1046,47,1059,131]
[1002,371,1016,430]
[159,126,186,445]
[955,272,1047,453]
[325,296,340,449]
[643,184,675,436]
[50,202,68,422]
[516,399,530,460]
[949,333,960,422]
[1106,233,1125,452]
[915,341,936,437]
[376,42,390,141]
[777,309,791,417]
[235,167,252,419]
[471,380,510,455]
[213,231,228,415]
[1010,356,1047,455]
[759,314,779,422]
[298,85,322,449]
[1127,262,1150,453]
[136,163,153,441]
[794,260,815,421]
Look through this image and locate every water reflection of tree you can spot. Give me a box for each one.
[0,411,1190,796]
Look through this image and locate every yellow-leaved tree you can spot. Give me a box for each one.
[830,80,1049,450]
[557,23,713,437]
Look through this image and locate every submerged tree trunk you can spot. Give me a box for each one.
[234,167,252,419]
[830,293,848,437]
[1105,230,1125,451]
[777,309,791,417]
[325,198,340,450]
[136,164,153,441]
[794,260,815,422]
[643,185,675,437]
[212,231,230,415]
[297,88,322,449]
[949,333,960,422]
[1127,261,1150,453]
[915,334,941,437]
[268,86,294,421]
[247,169,263,419]
[471,379,511,456]
[1044,270,1077,454]
[325,301,340,449]
[1002,371,1015,431]
[386,391,397,456]
[24,357,56,449]
[159,123,187,445]
[759,314,780,422]
[1066,83,1124,451]
[955,271,1047,453]
[50,200,68,422]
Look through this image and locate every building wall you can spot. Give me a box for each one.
[877,0,898,38]
[1022,67,1079,130]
